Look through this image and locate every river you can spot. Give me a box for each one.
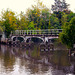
[0,44,75,75]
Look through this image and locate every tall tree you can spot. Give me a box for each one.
[17,11,29,30]
[1,9,17,37]
[0,21,4,34]
[52,0,69,12]
[59,17,75,48]
[61,12,67,27]
[26,0,51,29]
[51,0,70,27]
[50,14,60,29]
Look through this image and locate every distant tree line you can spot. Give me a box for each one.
[0,0,75,38]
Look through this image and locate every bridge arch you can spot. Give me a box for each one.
[11,36,25,42]
[11,36,50,43]
[25,36,44,43]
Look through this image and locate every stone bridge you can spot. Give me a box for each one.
[9,29,62,43]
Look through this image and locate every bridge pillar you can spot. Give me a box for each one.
[42,37,48,43]
[42,36,49,43]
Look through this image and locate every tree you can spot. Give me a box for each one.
[52,0,69,12]
[50,14,60,29]
[59,17,75,48]
[51,0,70,27]
[67,12,75,22]
[61,12,67,27]
[0,21,4,34]
[28,21,36,30]
[26,0,51,29]
[1,9,17,37]
[40,8,51,29]
[17,11,29,30]
[27,7,40,29]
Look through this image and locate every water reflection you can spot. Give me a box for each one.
[0,45,75,75]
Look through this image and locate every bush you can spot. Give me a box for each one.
[59,17,75,48]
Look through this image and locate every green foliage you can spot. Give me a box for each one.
[53,10,75,28]
[26,0,51,29]
[0,21,4,34]
[1,9,17,37]
[28,21,36,30]
[59,17,75,48]
[0,0,75,37]
[50,14,60,29]
[17,12,29,30]
[0,26,3,34]
[67,12,75,22]
[54,11,65,27]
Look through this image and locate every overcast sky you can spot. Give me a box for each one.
[0,0,75,14]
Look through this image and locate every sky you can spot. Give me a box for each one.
[0,0,75,14]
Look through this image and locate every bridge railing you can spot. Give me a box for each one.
[10,29,62,36]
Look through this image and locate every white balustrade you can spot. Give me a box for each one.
[11,29,63,36]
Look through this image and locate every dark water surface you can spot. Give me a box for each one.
[0,44,75,75]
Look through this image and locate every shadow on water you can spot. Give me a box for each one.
[0,44,75,75]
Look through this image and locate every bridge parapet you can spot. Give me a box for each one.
[10,29,62,36]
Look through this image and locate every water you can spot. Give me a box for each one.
[0,44,75,75]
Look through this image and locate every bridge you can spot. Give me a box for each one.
[9,29,62,43]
